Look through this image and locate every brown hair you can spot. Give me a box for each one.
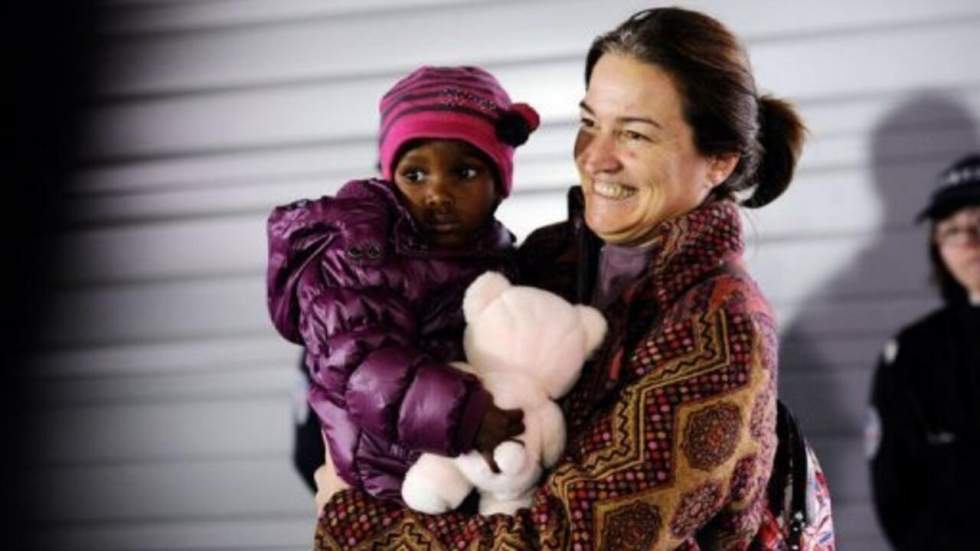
[585,7,806,208]
[929,240,969,305]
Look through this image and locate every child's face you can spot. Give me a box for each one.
[392,139,499,250]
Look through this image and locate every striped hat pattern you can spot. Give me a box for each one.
[379,66,540,198]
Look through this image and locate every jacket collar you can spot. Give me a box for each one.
[641,198,744,307]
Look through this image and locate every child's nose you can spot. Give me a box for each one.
[425,180,454,209]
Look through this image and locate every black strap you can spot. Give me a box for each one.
[771,399,809,548]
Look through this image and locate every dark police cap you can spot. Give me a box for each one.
[917,153,980,222]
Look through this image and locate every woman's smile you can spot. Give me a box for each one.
[591,181,637,200]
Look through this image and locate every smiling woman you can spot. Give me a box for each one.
[312,7,834,551]
[575,53,738,246]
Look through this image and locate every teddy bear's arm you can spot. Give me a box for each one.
[402,452,473,514]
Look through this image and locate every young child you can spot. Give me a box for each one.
[267,66,540,504]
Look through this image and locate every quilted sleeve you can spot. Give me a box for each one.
[266,197,336,344]
[266,196,489,457]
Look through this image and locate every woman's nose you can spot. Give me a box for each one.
[578,131,621,174]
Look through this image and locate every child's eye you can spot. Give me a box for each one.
[400,168,425,183]
[457,166,480,180]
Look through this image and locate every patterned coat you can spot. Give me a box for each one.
[314,190,805,550]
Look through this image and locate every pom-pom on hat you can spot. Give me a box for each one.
[917,153,980,222]
[379,66,540,198]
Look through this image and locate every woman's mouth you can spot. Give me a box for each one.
[592,181,637,200]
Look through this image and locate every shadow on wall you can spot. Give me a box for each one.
[777,93,979,547]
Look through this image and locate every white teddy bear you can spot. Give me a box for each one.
[401,271,607,516]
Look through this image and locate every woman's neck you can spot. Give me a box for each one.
[591,241,657,310]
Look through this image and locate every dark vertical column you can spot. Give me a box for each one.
[6,3,100,549]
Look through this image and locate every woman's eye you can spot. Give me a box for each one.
[622,130,649,142]
[579,117,596,130]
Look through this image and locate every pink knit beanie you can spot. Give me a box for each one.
[378,66,540,198]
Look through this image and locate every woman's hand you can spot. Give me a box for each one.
[473,401,525,472]
[314,438,349,516]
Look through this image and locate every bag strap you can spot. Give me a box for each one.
[774,399,809,548]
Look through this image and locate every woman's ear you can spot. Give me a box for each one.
[707,152,740,188]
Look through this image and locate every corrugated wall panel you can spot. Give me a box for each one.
[80,24,980,161]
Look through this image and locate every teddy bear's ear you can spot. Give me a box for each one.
[576,305,608,354]
[463,271,512,322]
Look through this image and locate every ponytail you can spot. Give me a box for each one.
[741,95,806,208]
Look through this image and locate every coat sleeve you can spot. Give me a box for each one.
[313,277,778,550]
[869,339,927,548]
[266,198,490,457]
[267,197,335,344]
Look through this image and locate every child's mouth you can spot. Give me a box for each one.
[427,214,461,232]
[430,221,461,233]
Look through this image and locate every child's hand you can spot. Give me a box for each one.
[474,402,525,473]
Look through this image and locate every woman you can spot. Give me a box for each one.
[869,153,980,551]
[315,7,834,550]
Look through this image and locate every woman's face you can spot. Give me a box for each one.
[935,205,980,297]
[575,53,736,246]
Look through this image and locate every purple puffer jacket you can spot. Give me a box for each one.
[267,178,516,501]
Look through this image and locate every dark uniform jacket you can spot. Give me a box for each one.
[870,302,980,550]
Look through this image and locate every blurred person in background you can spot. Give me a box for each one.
[868,153,980,550]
